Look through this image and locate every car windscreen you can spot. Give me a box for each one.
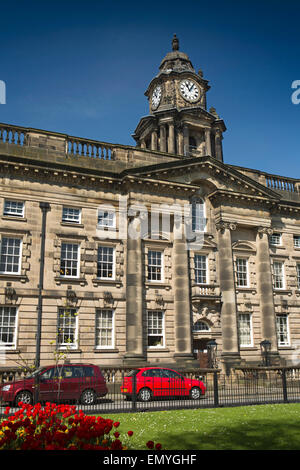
[25,367,45,378]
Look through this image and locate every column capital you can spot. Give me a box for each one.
[215,221,237,233]
[257,226,273,237]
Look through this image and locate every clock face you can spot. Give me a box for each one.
[179,79,200,103]
[152,85,162,110]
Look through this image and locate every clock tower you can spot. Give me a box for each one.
[132,35,226,161]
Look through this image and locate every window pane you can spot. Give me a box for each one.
[96,310,113,348]
[60,243,79,277]
[191,200,206,232]
[0,238,21,274]
[0,306,17,347]
[236,258,248,287]
[3,200,24,217]
[62,207,81,223]
[57,308,77,348]
[276,315,289,346]
[147,311,164,347]
[148,251,163,281]
[97,246,114,278]
[238,314,252,347]
[194,254,207,284]
[98,210,115,228]
[273,262,284,289]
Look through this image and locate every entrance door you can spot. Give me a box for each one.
[193,339,210,367]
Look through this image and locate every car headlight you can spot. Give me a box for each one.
[1,385,11,391]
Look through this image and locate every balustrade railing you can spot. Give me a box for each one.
[265,175,297,193]
[0,122,118,161]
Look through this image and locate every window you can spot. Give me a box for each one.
[0,306,17,349]
[238,313,252,347]
[270,233,281,246]
[57,308,78,349]
[0,237,22,274]
[148,250,163,282]
[62,207,81,224]
[3,200,24,218]
[273,261,284,289]
[193,320,210,332]
[96,309,114,348]
[276,314,290,346]
[97,246,114,279]
[60,243,80,277]
[297,264,300,290]
[97,209,116,228]
[236,258,248,287]
[194,254,207,284]
[294,236,300,248]
[191,199,206,232]
[147,310,164,348]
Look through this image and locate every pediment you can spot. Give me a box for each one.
[122,156,280,200]
[232,241,256,252]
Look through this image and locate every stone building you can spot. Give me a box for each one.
[0,35,300,371]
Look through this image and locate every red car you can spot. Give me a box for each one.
[120,367,206,402]
[0,364,108,406]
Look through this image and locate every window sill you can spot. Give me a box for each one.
[147,348,169,352]
[1,216,27,222]
[0,274,27,282]
[0,348,21,354]
[54,277,86,286]
[273,289,292,295]
[57,348,82,353]
[239,347,258,351]
[93,348,119,353]
[145,282,171,289]
[92,279,122,287]
[61,222,84,228]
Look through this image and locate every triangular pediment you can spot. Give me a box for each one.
[122,156,280,200]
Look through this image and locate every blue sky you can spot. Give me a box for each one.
[0,0,300,177]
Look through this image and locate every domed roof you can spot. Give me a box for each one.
[159,34,195,73]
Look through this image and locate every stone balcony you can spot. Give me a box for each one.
[191,284,221,300]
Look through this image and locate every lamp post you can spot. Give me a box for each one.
[260,339,271,367]
[207,339,218,368]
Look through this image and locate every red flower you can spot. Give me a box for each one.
[114,431,120,438]
[113,421,120,428]
[155,443,162,450]
[146,440,154,449]
[127,431,133,437]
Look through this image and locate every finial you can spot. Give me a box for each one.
[172,34,179,51]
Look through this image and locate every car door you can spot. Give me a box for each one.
[163,369,186,397]
[38,367,59,402]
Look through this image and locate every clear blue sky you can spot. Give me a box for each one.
[0,0,299,177]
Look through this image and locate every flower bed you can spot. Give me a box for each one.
[0,402,162,450]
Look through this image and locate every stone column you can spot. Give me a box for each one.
[168,122,175,154]
[205,128,212,156]
[151,129,158,151]
[177,129,184,155]
[124,219,145,364]
[183,124,189,156]
[256,227,279,360]
[216,222,241,369]
[215,129,223,162]
[141,140,146,149]
[159,124,167,152]
[173,214,194,364]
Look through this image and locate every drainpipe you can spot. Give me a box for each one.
[35,202,51,369]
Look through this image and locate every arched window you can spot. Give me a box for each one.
[193,320,210,332]
[191,198,206,232]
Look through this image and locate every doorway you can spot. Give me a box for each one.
[193,338,210,367]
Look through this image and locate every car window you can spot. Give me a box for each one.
[162,369,183,379]
[141,369,158,378]
[62,366,74,378]
[73,366,84,378]
[40,368,55,380]
[83,366,95,377]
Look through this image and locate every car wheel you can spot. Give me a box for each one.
[189,386,201,400]
[80,389,96,405]
[138,388,152,402]
[15,390,33,406]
